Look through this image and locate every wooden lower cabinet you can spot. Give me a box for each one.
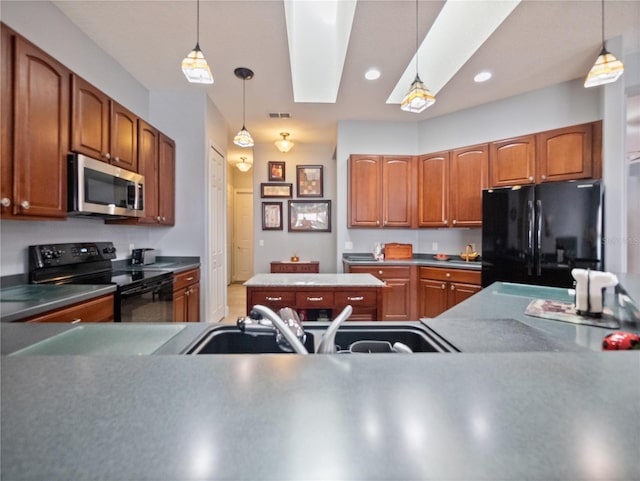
[346,265,416,321]
[24,294,114,323]
[418,267,481,317]
[246,286,382,322]
[173,268,200,322]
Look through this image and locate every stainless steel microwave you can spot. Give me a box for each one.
[68,153,145,218]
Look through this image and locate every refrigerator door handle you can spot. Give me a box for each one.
[536,199,542,276]
[527,200,534,275]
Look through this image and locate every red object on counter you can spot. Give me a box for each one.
[602,331,640,350]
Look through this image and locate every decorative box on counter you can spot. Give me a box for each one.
[384,243,413,260]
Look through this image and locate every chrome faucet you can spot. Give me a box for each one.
[237,304,308,354]
[317,305,353,353]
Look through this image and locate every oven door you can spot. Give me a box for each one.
[117,275,174,322]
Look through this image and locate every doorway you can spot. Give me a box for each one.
[232,189,254,281]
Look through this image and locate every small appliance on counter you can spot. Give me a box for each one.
[131,248,156,265]
[572,268,619,317]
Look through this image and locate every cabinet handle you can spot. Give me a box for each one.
[156,216,161,222]
[103,152,111,160]
[441,284,446,289]
[452,219,457,225]
[347,296,364,301]
[528,176,534,182]
[186,277,194,281]
[376,220,380,226]
[1,197,10,207]
[162,217,166,222]
[446,272,451,277]
[443,219,448,225]
[114,156,120,162]
[541,175,547,180]
[306,297,324,302]
[71,318,82,324]
[450,285,455,291]
[266,296,282,301]
[20,200,30,210]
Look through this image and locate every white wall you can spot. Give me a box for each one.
[335,79,603,272]
[252,143,336,273]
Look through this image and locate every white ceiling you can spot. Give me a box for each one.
[51,0,640,163]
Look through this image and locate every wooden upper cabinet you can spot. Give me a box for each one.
[349,155,382,227]
[110,101,138,172]
[71,75,109,160]
[449,143,488,227]
[11,34,69,218]
[537,123,593,182]
[382,156,416,228]
[418,151,449,227]
[1,24,15,218]
[158,133,176,226]
[137,119,159,223]
[489,135,536,187]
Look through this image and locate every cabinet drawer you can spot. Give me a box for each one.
[25,294,114,323]
[295,291,335,308]
[251,290,296,306]
[419,267,481,284]
[350,265,411,279]
[334,290,377,307]
[173,268,200,290]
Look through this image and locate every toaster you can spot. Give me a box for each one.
[131,248,156,265]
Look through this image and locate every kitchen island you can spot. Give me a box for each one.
[1,280,639,480]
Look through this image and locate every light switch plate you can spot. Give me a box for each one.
[259,239,264,247]
[345,241,353,250]
[432,242,438,251]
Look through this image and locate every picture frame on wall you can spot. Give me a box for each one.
[260,183,292,198]
[296,165,323,197]
[288,200,331,232]
[262,202,283,230]
[268,161,286,181]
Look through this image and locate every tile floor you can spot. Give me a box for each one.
[223,283,247,323]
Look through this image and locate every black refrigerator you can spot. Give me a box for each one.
[481,180,603,288]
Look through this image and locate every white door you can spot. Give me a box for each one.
[208,144,226,322]
[233,189,254,282]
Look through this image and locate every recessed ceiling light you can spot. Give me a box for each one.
[474,71,492,83]
[365,68,381,80]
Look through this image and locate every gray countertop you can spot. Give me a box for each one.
[343,252,482,270]
[244,273,386,287]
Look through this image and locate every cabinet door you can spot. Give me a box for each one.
[137,119,159,224]
[186,283,200,322]
[418,151,449,227]
[158,133,176,225]
[1,24,15,218]
[173,287,187,322]
[110,101,138,172]
[449,143,488,227]
[447,282,482,309]
[537,123,593,182]
[13,35,69,218]
[349,155,381,227]
[419,279,448,318]
[382,278,412,321]
[489,135,536,187]
[71,75,110,161]
[382,156,416,228]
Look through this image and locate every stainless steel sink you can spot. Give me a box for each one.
[185,323,452,354]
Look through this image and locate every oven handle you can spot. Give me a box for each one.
[119,277,173,298]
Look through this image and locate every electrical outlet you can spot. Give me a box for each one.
[432,242,438,251]
[259,239,264,247]
[345,241,353,250]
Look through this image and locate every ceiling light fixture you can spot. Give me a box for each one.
[274,132,295,153]
[233,67,254,148]
[400,0,435,113]
[181,0,214,84]
[236,156,252,172]
[474,71,492,83]
[365,68,381,80]
[584,0,624,88]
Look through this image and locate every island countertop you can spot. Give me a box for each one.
[244,272,385,287]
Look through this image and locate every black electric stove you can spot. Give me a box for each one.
[28,242,174,322]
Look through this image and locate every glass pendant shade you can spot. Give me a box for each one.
[400,75,436,113]
[275,132,294,153]
[236,157,252,172]
[233,127,254,148]
[182,44,214,84]
[584,47,624,88]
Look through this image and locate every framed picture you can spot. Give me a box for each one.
[288,200,331,232]
[260,183,292,198]
[268,161,286,181]
[296,165,323,197]
[262,202,283,230]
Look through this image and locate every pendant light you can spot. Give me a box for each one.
[274,132,295,153]
[584,0,624,88]
[181,0,214,84]
[401,0,435,113]
[236,156,252,172]
[233,67,254,148]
